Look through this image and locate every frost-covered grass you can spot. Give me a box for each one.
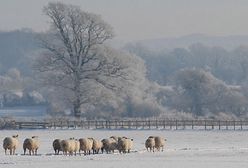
[1,130,248,168]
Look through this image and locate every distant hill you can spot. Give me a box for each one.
[136,34,248,51]
[2,30,248,76]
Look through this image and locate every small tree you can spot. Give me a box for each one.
[35,2,126,118]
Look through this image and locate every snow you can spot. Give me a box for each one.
[0,130,248,168]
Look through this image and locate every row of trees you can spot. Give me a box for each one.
[0,68,45,107]
[125,43,248,85]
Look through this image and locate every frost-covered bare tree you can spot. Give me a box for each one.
[34,2,131,118]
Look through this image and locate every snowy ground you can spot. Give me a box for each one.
[0,129,248,168]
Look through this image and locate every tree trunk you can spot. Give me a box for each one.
[73,100,81,118]
[73,75,81,118]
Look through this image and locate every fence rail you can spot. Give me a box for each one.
[10,120,248,130]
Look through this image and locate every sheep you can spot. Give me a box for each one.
[101,137,118,154]
[3,135,19,155]
[74,139,80,155]
[23,136,40,155]
[145,137,155,152]
[109,136,120,142]
[154,136,166,152]
[53,139,62,155]
[79,138,93,155]
[117,137,133,154]
[61,138,79,156]
[92,139,103,154]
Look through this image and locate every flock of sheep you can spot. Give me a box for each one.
[3,135,166,156]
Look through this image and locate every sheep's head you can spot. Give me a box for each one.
[148,136,154,139]
[12,134,18,138]
[32,136,38,139]
[130,139,134,141]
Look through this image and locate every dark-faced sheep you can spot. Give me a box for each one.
[101,137,118,154]
[3,135,19,155]
[145,137,155,152]
[53,139,62,155]
[23,136,40,155]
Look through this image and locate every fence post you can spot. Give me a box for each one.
[176,120,178,130]
[192,120,194,130]
[204,120,207,130]
[163,120,166,129]
[95,120,98,129]
[241,120,243,130]
[226,121,228,130]
[234,121,235,130]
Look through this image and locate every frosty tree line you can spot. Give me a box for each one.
[0,2,248,119]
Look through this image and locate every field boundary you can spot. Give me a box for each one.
[7,119,248,130]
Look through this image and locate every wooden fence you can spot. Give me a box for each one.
[12,119,248,130]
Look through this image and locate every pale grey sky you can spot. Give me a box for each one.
[0,0,248,41]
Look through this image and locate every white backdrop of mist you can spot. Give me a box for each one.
[1,0,248,42]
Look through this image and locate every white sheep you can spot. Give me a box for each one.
[92,139,103,154]
[23,136,40,155]
[79,138,93,155]
[145,137,155,152]
[61,138,79,156]
[74,139,80,155]
[3,135,19,155]
[154,136,166,152]
[117,137,133,154]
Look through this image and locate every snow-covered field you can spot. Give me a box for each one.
[0,130,248,168]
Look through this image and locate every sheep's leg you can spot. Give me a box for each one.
[35,149,38,155]
[23,148,26,155]
[4,149,7,155]
[13,148,16,155]
[29,150,31,155]
[10,149,12,155]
